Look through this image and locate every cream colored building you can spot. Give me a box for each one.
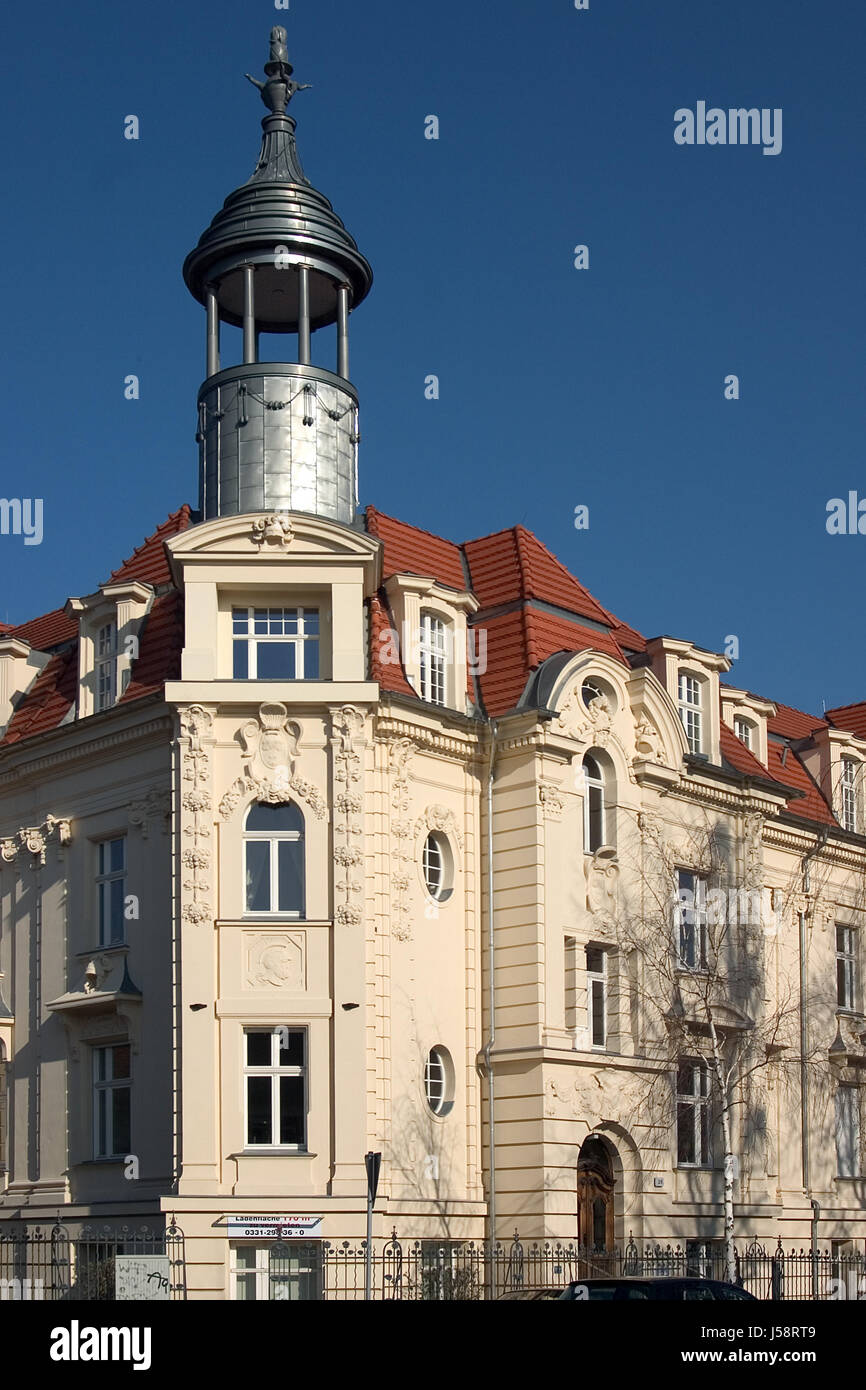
[1,27,865,1300]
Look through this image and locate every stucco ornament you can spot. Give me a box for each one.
[251,513,294,548]
[241,702,300,785]
[128,789,171,838]
[586,847,620,923]
[83,955,112,995]
[331,706,365,926]
[0,815,72,866]
[538,783,565,820]
[389,739,417,941]
[415,804,463,850]
[179,705,215,926]
[633,713,665,764]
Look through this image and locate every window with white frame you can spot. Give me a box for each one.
[840,758,858,833]
[96,836,127,946]
[675,868,708,971]
[244,1028,306,1148]
[837,925,858,1011]
[419,611,447,706]
[422,831,453,903]
[230,1243,323,1301]
[733,716,754,750]
[93,1043,131,1158]
[586,946,607,1049]
[564,936,578,1032]
[676,1058,711,1167]
[583,754,607,853]
[678,673,703,754]
[835,1086,862,1178]
[232,607,320,679]
[95,621,117,711]
[424,1045,454,1117]
[244,802,305,916]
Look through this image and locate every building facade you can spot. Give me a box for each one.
[1,27,865,1299]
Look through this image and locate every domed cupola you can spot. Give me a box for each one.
[183,25,373,525]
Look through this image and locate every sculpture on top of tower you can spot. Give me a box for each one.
[244,25,312,117]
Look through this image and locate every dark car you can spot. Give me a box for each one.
[558,1276,756,1301]
[498,1288,566,1300]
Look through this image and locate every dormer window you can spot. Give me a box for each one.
[841,757,858,833]
[232,607,320,680]
[734,716,754,750]
[419,611,447,706]
[95,622,118,711]
[678,673,703,754]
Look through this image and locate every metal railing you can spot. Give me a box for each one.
[0,1218,186,1300]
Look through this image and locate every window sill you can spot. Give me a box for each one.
[78,1157,128,1166]
[231,1149,315,1158]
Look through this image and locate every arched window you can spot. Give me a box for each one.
[840,758,858,833]
[244,801,305,917]
[583,754,608,853]
[419,612,448,706]
[733,715,754,750]
[424,1045,454,1116]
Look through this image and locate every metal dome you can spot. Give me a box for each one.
[182,32,372,334]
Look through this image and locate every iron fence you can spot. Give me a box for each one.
[2,1220,863,1300]
[0,1218,186,1300]
[267,1230,866,1301]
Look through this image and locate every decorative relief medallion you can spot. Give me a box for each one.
[179,704,215,926]
[245,932,305,991]
[331,706,365,927]
[251,514,294,548]
[1,814,72,866]
[744,812,764,892]
[389,738,416,941]
[556,686,613,746]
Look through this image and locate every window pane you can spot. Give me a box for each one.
[232,609,248,634]
[246,802,303,833]
[278,1030,304,1068]
[109,878,125,943]
[677,1103,695,1163]
[254,610,268,634]
[277,841,304,914]
[235,1273,257,1301]
[304,610,319,635]
[109,838,125,872]
[113,1086,131,1154]
[247,1032,272,1067]
[279,1076,305,1145]
[587,785,604,851]
[586,947,604,974]
[838,959,848,1007]
[591,979,605,1047]
[245,841,271,912]
[247,1077,272,1144]
[236,1247,257,1269]
[97,1088,107,1156]
[304,641,319,680]
[233,641,249,678]
[112,1044,131,1080]
[257,643,296,679]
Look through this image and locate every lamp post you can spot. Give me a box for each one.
[364,1151,381,1301]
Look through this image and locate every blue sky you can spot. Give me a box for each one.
[0,0,862,715]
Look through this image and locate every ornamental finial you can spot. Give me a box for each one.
[244,26,312,117]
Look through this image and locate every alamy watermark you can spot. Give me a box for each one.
[674,883,783,934]
[0,498,42,546]
[674,103,782,157]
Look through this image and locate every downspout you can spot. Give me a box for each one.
[482,718,498,1282]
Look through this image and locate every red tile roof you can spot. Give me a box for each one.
[366,506,466,591]
[3,649,77,745]
[7,607,77,651]
[767,701,827,740]
[118,591,183,703]
[826,702,866,740]
[108,504,192,588]
[719,721,771,778]
[766,742,835,824]
[474,608,628,716]
[463,526,617,630]
[368,591,417,698]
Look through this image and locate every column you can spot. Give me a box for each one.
[243,265,256,365]
[298,265,311,365]
[337,284,350,379]
[206,285,220,378]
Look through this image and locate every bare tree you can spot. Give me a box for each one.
[612,811,826,1284]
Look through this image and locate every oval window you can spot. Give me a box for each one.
[424,1046,454,1116]
[422,832,453,902]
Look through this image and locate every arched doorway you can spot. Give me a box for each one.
[577,1135,615,1261]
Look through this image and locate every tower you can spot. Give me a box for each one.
[183,26,373,525]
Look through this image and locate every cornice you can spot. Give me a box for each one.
[0,710,171,788]
[373,712,480,762]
